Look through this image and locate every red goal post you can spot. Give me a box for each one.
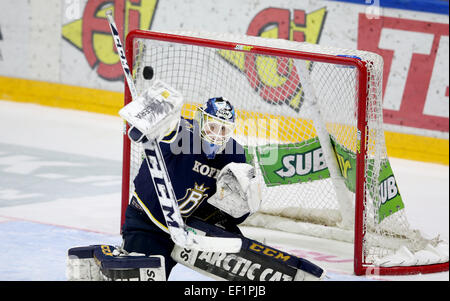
[120,29,449,276]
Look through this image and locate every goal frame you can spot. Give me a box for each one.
[120,29,448,276]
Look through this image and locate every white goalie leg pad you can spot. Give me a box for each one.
[208,162,262,218]
[67,245,166,281]
[67,245,104,281]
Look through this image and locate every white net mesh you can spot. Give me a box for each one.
[124,30,447,272]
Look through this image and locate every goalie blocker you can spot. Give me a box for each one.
[173,218,326,281]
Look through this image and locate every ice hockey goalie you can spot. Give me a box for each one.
[66,80,325,281]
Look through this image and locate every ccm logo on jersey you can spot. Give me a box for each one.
[249,242,291,262]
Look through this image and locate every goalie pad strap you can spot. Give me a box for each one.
[93,245,163,270]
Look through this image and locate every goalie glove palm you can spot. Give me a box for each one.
[119,80,182,142]
[208,162,262,218]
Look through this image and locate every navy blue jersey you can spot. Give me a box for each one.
[132,118,247,233]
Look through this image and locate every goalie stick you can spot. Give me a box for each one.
[172,218,326,281]
[106,10,242,253]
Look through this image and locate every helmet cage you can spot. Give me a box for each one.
[197,108,236,146]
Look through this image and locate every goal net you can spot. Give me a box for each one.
[120,29,448,276]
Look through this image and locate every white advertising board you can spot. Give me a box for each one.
[0,0,448,139]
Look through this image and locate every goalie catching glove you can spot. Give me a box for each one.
[208,162,262,219]
[119,79,183,142]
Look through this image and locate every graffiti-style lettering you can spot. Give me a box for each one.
[219,7,326,112]
[62,0,158,81]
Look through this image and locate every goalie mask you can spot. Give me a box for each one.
[194,97,236,159]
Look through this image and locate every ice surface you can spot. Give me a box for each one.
[0,100,448,281]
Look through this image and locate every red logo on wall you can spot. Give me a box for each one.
[358,14,449,132]
[219,7,327,112]
[62,0,158,81]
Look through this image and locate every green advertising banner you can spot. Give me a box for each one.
[330,137,405,222]
[246,135,405,223]
[253,137,330,186]
[376,159,405,222]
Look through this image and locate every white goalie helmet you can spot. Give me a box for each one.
[194,97,236,159]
